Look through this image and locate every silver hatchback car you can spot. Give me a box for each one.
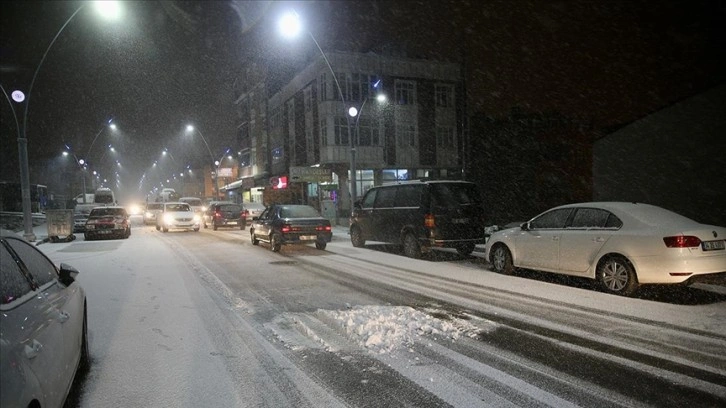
[1,232,89,407]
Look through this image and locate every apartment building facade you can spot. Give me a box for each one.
[231,52,466,217]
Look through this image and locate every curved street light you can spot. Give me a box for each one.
[13,1,121,241]
[279,10,356,216]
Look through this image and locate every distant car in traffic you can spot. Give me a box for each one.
[202,201,234,228]
[250,204,332,252]
[484,202,726,296]
[207,202,246,230]
[243,202,266,225]
[0,232,89,408]
[156,202,200,232]
[144,202,163,225]
[84,206,131,240]
[73,209,91,232]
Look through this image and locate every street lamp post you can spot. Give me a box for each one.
[13,1,121,241]
[185,125,218,198]
[279,11,355,217]
[347,83,386,199]
[214,148,232,199]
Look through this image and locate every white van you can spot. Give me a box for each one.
[93,188,116,205]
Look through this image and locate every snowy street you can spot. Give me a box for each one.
[31,218,726,407]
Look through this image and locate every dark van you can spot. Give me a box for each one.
[349,180,487,258]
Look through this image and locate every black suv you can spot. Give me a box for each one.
[208,202,246,230]
[349,180,487,258]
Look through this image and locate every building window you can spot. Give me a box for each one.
[334,116,350,146]
[238,150,251,167]
[306,126,313,153]
[320,119,328,146]
[436,126,455,148]
[396,123,417,147]
[357,117,380,146]
[395,80,416,105]
[304,88,312,112]
[270,106,281,129]
[435,84,454,108]
[319,73,329,101]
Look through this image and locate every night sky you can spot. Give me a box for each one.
[2,0,724,194]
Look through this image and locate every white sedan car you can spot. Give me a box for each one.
[485,202,726,296]
[1,232,89,407]
[155,202,200,232]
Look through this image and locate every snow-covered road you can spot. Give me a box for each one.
[31,220,726,407]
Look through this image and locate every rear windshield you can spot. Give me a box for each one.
[94,194,114,204]
[430,183,482,208]
[181,198,203,206]
[90,208,126,217]
[280,205,320,218]
[219,204,242,212]
[147,203,163,210]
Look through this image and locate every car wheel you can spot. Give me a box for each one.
[240,223,245,230]
[598,255,639,296]
[315,240,327,250]
[350,225,365,247]
[203,221,207,229]
[162,227,168,233]
[271,233,282,252]
[193,227,200,232]
[78,305,90,373]
[84,233,91,241]
[402,233,421,259]
[250,230,259,245]
[155,225,160,231]
[456,243,476,256]
[213,223,218,231]
[490,244,514,275]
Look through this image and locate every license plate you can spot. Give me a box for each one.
[226,221,237,225]
[702,240,725,251]
[300,235,316,240]
[98,230,111,234]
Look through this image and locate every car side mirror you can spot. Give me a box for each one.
[58,263,79,286]
[354,199,363,209]
[521,222,530,231]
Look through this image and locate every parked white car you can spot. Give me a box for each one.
[155,202,200,232]
[485,202,726,296]
[1,232,89,407]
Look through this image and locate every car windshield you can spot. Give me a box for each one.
[147,204,162,210]
[166,204,191,212]
[279,206,321,218]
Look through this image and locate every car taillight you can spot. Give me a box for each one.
[244,210,250,217]
[214,211,221,218]
[281,224,292,233]
[663,236,702,248]
[424,214,435,228]
[315,225,332,231]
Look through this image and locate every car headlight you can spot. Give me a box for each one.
[163,214,175,224]
[193,215,201,222]
[201,206,208,212]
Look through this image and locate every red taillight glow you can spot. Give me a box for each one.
[424,214,435,228]
[281,224,300,233]
[663,236,702,248]
[214,211,221,219]
[316,225,332,231]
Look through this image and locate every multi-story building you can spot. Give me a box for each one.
[232,52,465,218]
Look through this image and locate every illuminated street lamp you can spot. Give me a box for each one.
[14,1,121,241]
[278,10,355,215]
